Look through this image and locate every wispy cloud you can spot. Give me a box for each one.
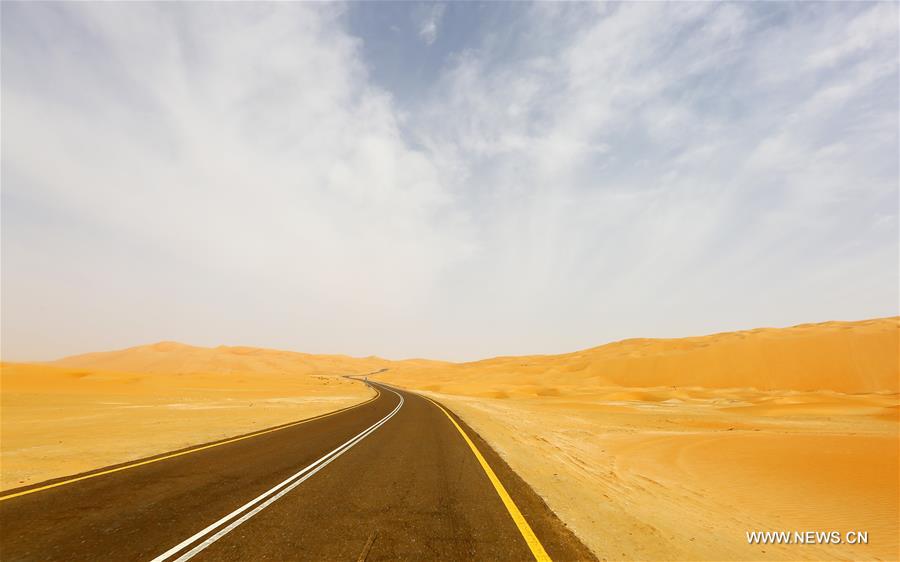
[417,3,446,45]
[406,2,898,355]
[2,3,897,360]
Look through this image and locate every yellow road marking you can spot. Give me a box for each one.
[422,394,552,562]
[0,386,381,502]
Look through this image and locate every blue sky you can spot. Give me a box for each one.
[2,2,897,361]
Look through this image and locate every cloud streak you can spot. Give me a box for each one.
[417,3,446,45]
[2,3,897,360]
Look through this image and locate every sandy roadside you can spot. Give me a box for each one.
[0,362,374,491]
[420,389,898,561]
[377,318,899,560]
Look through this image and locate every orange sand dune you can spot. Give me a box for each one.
[378,317,900,560]
[390,317,899,395]
[53,340,393,376]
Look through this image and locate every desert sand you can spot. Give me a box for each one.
[378,317,899,561]
[2,318,897,560]
[0,342,385,491]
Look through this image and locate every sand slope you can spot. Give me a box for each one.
[53,340,393,376]
[386,317,898,396]
[378,318,900,560]
[1,343,386,491]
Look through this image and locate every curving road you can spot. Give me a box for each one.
[0,380,594,561]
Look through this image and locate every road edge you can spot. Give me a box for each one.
[373,379,598,562]
[0,374,381,501]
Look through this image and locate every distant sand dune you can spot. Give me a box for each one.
[378,317,899,560]
[53,340,393,376]
[403,317,898,394]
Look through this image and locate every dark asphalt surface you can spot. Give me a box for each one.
[0,380,595,561]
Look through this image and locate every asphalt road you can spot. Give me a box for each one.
[0,380,595,561]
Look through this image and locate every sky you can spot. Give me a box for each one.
[2,2,898,362]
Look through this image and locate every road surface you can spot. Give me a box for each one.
[0,380,594,561]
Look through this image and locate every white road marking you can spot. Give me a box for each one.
[150,384,403,562]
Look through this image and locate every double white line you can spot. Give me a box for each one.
[151,385,404,562]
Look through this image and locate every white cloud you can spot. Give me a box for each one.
[404,3,898,355]
[417,3,446,46]
[2,3,897,361]
[3,3,470,358]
